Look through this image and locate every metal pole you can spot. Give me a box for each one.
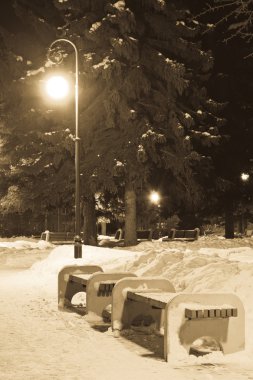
[48,39,82,258]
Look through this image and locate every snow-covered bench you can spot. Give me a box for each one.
[111,277,245,361]
[41,231,83,244]
[162,228,200,242]
[245,229,253,237]
[98,228,125,247]
[58,265,136,319]
[98,228,153,247]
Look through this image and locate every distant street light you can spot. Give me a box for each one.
[149,191,160,205]
[149,191,162,235]
[241,172,250,182]
[46,38,82,259]
[239,172,250,235]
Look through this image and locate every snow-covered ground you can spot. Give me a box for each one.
[0,235,253,379]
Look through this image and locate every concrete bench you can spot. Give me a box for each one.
[98,229,125,247]
[111,277,245,361]
[58,265,136,320]
[162,228,200,242]
[245,229,253,237]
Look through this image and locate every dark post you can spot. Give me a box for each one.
[47,38,82,258]
[73,41,82,258]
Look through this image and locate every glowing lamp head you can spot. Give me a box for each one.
[150,191,160,205]
[46,75,69,100]
[241,172,250,182]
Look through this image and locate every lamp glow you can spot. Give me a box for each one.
[241,172,250,182]
[46,76,69,99]
[150,191,160,205]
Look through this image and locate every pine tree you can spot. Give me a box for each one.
[0,1,225,243]
[192,0,253,237]
[0,1,73,232]
[48,0,224,245]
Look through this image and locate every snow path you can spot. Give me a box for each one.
[0,269,252,380]
[1,237,253,380]
[0,270,182,380]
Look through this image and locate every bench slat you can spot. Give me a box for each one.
[127,291,175,309]
[127,291,238,320]
[69,273,92,286]
[185,307,238,319]
[70,276,118,295]
[162,228,199,242]
[98,282,117,296]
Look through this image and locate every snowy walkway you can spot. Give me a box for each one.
[1,238,253,379]
[0,269,177,380]
[0,269,252,380]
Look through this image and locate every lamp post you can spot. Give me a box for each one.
[47,39,82,258]
[240,172,250,235]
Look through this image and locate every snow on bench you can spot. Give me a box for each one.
[111,277,245,361]
[41,231,83,244]
[162,228,200,242]
[58,265,136,320]
[99,228,153,247]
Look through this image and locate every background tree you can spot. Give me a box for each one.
[203,0,253,54]
[0,0,235,243]
[0,0,72,234]
[49,0,225,245]
[192,0,253,237]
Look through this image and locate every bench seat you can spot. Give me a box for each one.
[41,231,84,244]
[70,274,119,297]
[162,228,200,242]
[58,265,136,320]
[127,291,238,318]
[111,277,245,361]
[127,291,174,309]
[69,273,91,285]
[98,229,152,247]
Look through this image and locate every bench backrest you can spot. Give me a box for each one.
[184,230,198,239]
[114,228,124,240]
[170,228,200,240]
[41,231,83,242]
[136,229,152,240]
[174,230,185,239]
[114,229,152,241]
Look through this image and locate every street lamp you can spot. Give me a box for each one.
[149,191,160,205]
[149,191,162,235]
[46,76,69,100]
[46,39,82,259]
[239,172,251,235]
[241,172,250,182]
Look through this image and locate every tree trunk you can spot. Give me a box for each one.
[101,221,107,235]
[57,208,60,232]
[238,213,247,235]
[238,214,243,234]
[82,195,97,246]
[225,202,234,239]
[124,181,137,246]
